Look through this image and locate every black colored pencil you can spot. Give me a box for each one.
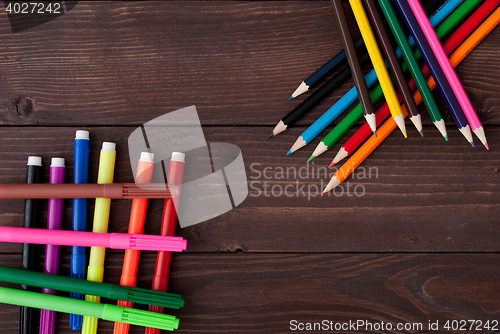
[269,50,369,138]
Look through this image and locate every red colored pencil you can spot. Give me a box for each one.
[145,152,185,334]
[416,0,500,81]
[330,0,498,167]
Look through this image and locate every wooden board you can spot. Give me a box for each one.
[0,1,499,333]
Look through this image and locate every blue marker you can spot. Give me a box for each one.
[287,0,465,154]
[70,130,90,330]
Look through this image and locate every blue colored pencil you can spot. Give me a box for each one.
[287,0,466,154]
[393,0,474,146]
[396,0,465,58]
[70,130,91,330]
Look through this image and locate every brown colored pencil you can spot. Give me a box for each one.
[363,0,423,136]
[330,0,377,136]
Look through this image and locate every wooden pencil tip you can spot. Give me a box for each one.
[419,130,424,137]
[307,156,314,162]
[287,96,293,101]
[373,130,377,137]
[444,135,448,141]
[485,143,489,150]
[267,132,274,139]
[328,162,335,168]
[470,141,475,148]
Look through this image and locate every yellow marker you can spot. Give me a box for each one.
[82,142,116,334]
[349,0,407,137]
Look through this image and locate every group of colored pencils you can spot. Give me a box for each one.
[269,0,498,194]
[2,130,186,333]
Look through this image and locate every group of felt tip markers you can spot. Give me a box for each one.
[0,130,187,333]
[269,0,498,194]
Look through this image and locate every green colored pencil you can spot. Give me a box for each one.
[308,0,482,161]
[377,0,446,137]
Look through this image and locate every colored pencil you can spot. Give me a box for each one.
[146,152,186,334]
[19,156,43,334]
[394,0,474,145]
[331,0,492,165]
[82,142,116,334]
[349,0,407,136]
[0,287,179,331]
[289,0,461,155]
[288,37,365,100]
[322,9,500,193]
[70,130,90,330]
[114,153,155,334]
[308,0,484,160]
[363,0,421,135]
[269,50,370,138]
[40,158,65,334]
[289,0,441,99]
[407,0,488,149]
[331,0,377,135]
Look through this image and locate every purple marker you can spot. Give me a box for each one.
[40,158,65,334]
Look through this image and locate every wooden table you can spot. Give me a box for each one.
[0,1,499,333]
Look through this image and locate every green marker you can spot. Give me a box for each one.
[0,265,184,309]
[308,0,481,161]
[0,287,179,331]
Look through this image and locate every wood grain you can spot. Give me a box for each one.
[0,1,497,127]
[0,126,497,253]
[1,253,500,333]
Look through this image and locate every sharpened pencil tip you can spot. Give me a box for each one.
[287,96,293,101]
[328,162,335,168]
[419,130,424,137]
[485,143,489,150]
[287,150,291,155]
[307,156,314,162]
[373,130,377,137]
[401,129,407,138]
[267,132,274,139]
[470,141,475,148]
[444,135,448,141]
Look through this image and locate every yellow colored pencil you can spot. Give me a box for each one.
[348,0,407,137]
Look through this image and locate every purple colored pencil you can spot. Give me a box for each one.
[40,158,65,334]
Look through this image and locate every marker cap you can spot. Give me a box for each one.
[171,152,185,162]
[139,152,154,163]
[27,156,42,166]
[75,130,90,140]
[102,142,116,152]
[51,158,65,167]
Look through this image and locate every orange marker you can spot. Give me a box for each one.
[145,152,185,334]
[113,152,154,334]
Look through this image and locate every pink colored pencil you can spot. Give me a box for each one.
[406,0,488,149]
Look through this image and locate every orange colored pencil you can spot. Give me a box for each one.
[322,9,500,194]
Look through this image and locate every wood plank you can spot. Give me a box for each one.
[0,126,498,253]
[1,253,500,333]
[0,2,497,126]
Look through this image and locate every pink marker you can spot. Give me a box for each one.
[0,226,187,252]
[406,0,488,150]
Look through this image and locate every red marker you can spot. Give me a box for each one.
[145,152,185,334]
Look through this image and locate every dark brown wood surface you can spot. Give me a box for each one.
[0,1,498,333]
